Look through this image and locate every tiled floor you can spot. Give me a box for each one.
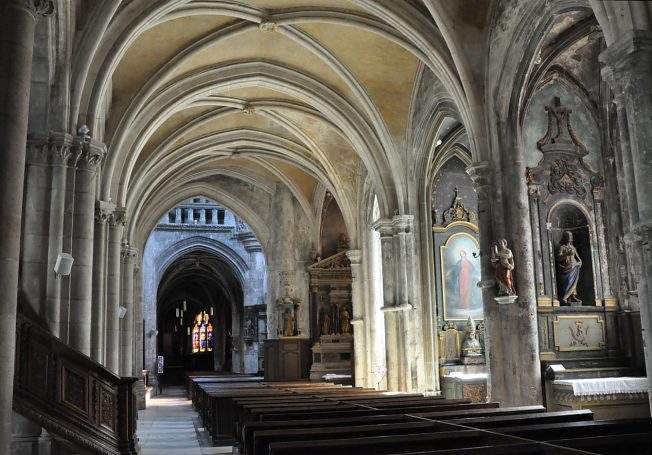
[137,386,234,455]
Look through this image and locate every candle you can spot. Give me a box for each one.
[210,307,214,316]
[175,308,179,317]
[187,327,191,336]
[183,300,187,311]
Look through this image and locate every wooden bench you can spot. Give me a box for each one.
[241,414,419,455]
[266,428,525,455]
[257,401,495,421]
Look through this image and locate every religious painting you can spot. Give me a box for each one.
[441,232,482,320]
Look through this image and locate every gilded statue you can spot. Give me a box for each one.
[556,231,582,305]
[320,310,331,336]
[491,239,516,296]
[282,308,295,337]
[340,307,351,335]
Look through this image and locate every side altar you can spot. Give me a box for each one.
[307,250,354,382]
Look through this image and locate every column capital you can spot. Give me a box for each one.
[26,132,75,165]
[109,207,127,228]
[120,242,138,262]
[467,162,493,198]
[371,219,393,238]
[7,0,54,17]
[95,200,116,225]
[345,249,362,264]
[391,214,414,234]
[600,31,652,92]
[76,139,106,172]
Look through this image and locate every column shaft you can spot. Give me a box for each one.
[0,1,43,451]
[120,246,136,376]
[68,144,103,355]
[106,211,125,374]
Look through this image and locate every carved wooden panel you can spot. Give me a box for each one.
[98,386,116,432]
[27,338,50,399]
[62,365,89,414]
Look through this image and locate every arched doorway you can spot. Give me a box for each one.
[156,250,241,383]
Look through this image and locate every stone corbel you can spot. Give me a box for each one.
[110,207,128,228]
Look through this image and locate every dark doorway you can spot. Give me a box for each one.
[156,250,242,385]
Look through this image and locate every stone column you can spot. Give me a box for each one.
[346,250,365,386]
[186,207,193,224]
[68,140,105,355]
[601,33,652,410]
[211,208,218,224]
[134,263,146,408]
[120,243,137,377]
[373,219,399,391]
[106,209,126,374]
[175,207,182,224]
[467,162,507,403]
[45,133,74,337]
[0,1,52,451]
[21,136,51,316]
[199,208,206,224]
[91,201,115,364]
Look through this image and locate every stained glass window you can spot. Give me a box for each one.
[192,311,214,353]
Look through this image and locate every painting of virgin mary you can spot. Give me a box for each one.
[441,233,483,320]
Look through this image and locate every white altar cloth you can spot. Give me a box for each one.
[554,377,649,396]
[444,372,488,380]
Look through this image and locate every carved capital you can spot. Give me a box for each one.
[392,214,413,234]
[11,0,55,17]
[76,140,106,172]
[109,208,127,228]
[26,132,75,165]
[345,249,362,264]
[95,200,116,225]
[600,31,652,93]
[120,242,137,262]
[371,219,393,238]
[466,161,493,197]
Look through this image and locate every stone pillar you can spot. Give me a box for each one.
[91,201,115,364]
[175,207,182,224]
[373,220,399,391]
[199,208,206,224]
[186,207,193,224]
[106,209,126,374]
[346,250,366,386]
[45,133,74,337]
[211,208,218,224]
[392,215,424,392]
[120,243,137,377]
[601,33,652,410]
[467,162,506,403]
[502,136,542,405]
[134,263,146,409]
[68,140,105,355]
[0,1,51,451]
[21,136,51,316]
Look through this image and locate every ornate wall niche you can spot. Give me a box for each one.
[526,97,611,308]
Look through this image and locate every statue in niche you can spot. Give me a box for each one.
[282,308,295,337]
[337,233,349,252]
[556,231,583,305]
[340,306,351,335]
[320,309,331,336]
[491,239,516,296]
[461,317,482,357]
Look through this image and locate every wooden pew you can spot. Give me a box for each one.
[444,410,594,429]
[491,417,651,440]
[545,433,652,455]
[241,414,420,455]
[266,428,526,455]
[408,405,545,421]
[258,401,497,422]
[253,421,449,455]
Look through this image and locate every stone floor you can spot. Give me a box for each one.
[137,386,234,455]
